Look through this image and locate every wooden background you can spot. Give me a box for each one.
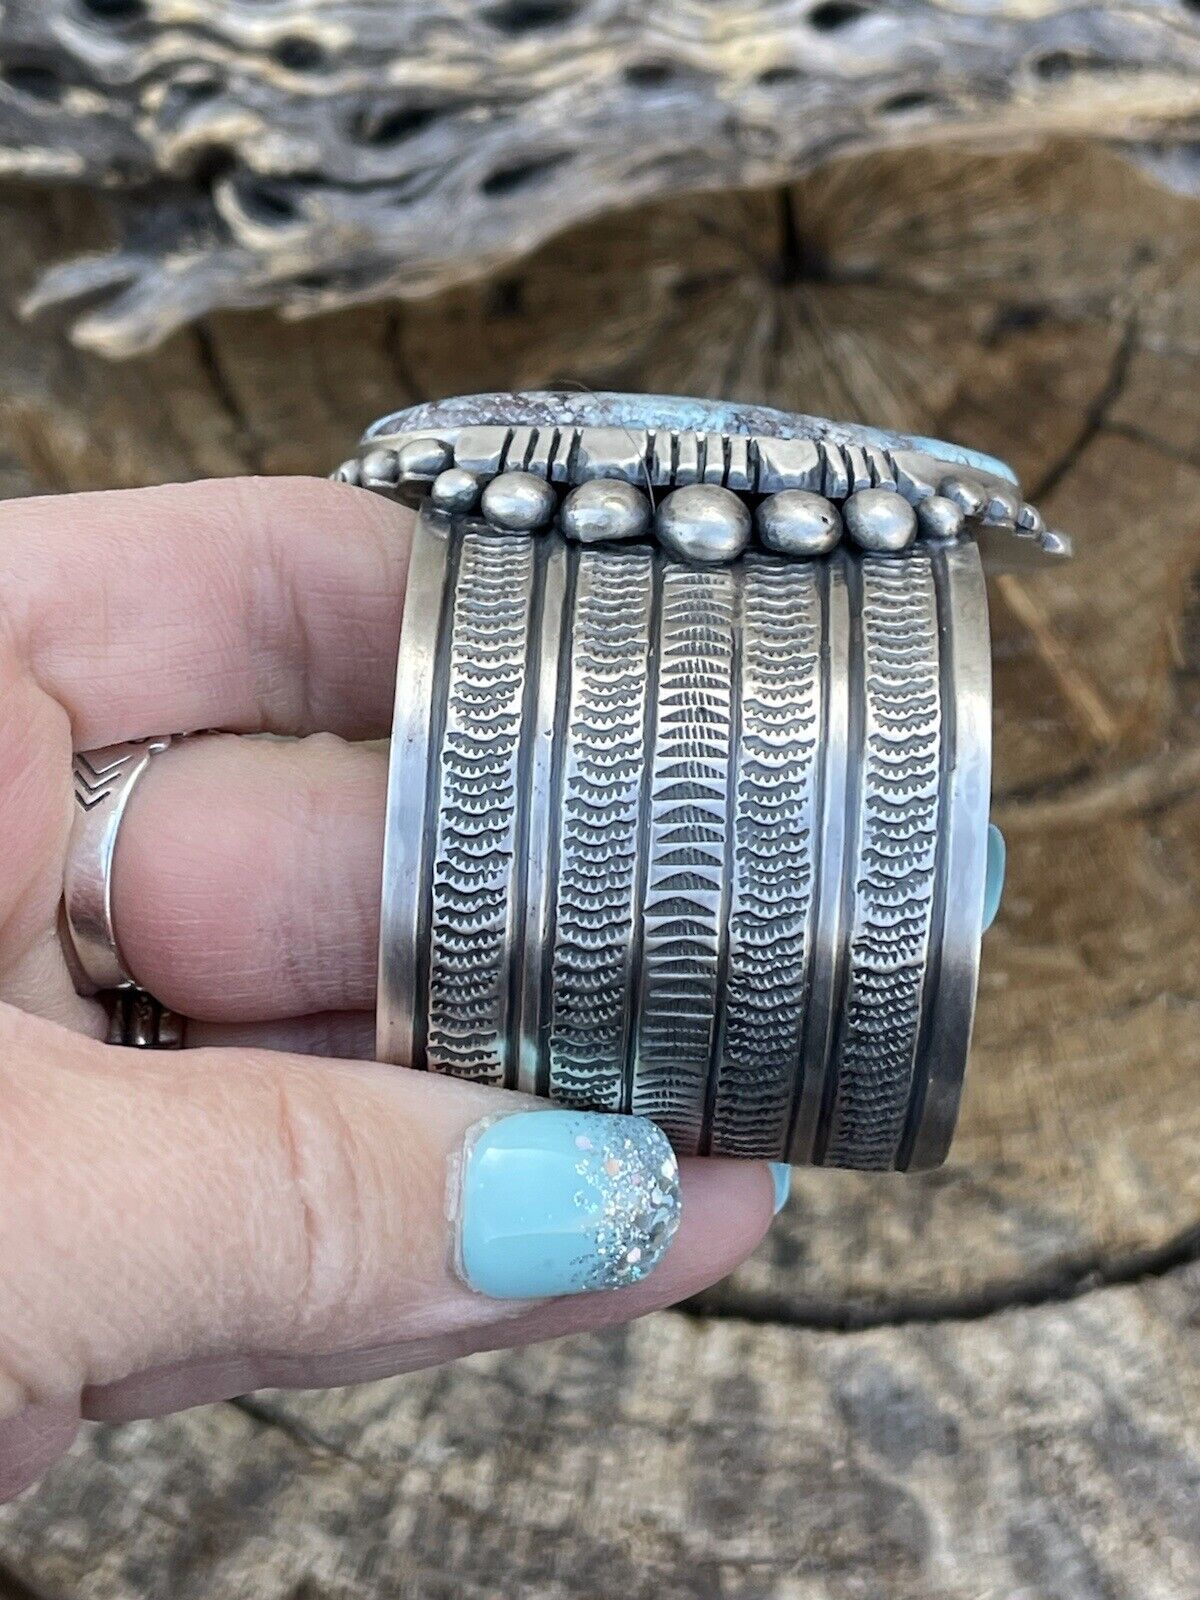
[0,139,1198,1597]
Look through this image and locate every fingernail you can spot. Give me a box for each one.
[453,1110,682,1300]
[769,1163,792,1215]
[984,821,1006,932]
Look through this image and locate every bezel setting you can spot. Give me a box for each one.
[335,390,1069,569]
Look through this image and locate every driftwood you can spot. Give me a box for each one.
[0,139,1197,1594]
[0,1,1199,353]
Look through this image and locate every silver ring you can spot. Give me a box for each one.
[64,737,173,995]
[105,988,186,1050]
[356,392,1070,1169]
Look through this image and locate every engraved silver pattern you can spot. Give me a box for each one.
[365,394,1070,570]
[549,546,655,1112]
[824,555,941,1169]
[425,533,535,1085]
[630,564,737,1153]
[106,988,186,1050]
[371,393,1035,1169]
[711,557,822,1159]
[66,737,172,994]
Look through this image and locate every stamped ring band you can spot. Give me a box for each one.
[104,988,186,1050]
[349,392,1070,1170]
[64,737,185,1048]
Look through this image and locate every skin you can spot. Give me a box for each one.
[0,476,779,1501]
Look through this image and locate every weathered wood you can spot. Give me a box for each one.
[3,2,1200,354]
[1,1265,1200,1597]
[0,139,1197,1594]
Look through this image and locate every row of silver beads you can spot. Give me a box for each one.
[332,438,1020,564]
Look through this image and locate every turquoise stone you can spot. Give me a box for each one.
[367,392,1021,484]
[902,434,1018,486]
[984,823,1006,932]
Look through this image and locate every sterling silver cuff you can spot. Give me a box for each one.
[351,392,1069,1170]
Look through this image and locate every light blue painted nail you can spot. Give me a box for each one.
[984,822,1006,932]
[769,1163,792,1215]
[455,1110,683,1300]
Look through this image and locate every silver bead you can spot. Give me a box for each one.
[396,437,453,480]
[916,494,966,541]
[654,484,751,564]
[1018,502,1045,534]
[560,479,652,544]
[843,488,918,553]
[939,475,987,518]
[331,458,362,486]
[360,447,400,489]
[755,490,842,556]
[430,467,481,515]
[481,470,558,532]
[983,484,1021,526]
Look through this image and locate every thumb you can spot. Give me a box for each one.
[0,1006,781,1437]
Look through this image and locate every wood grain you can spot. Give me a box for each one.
[2,1268,1200,1598]
[0,139,1196,1595]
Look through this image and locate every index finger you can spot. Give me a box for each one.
[0,477,410,747]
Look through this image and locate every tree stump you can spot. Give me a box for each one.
[0,139,1198,1596]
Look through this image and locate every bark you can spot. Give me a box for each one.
[0,0,1199,351]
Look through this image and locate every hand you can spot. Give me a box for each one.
[0,477,785,1499]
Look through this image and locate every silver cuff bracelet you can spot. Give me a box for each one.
[342,392,1069,1170]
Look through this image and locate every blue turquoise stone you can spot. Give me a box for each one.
[901,434,1018,486]
[367,392,1020,485]
[984,822,1006,932]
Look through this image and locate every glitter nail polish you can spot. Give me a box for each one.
[453,1110,683,1299]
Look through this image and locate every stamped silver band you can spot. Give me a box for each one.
[64,737,171,994]
[105,988,186,1050]
[360,392,1066,1169]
